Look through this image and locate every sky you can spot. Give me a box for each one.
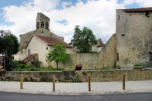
[0,0,152,43]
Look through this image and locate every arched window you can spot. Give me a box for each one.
[41,21,44,28]
[46,22,49,30]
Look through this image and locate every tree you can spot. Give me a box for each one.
[1,34,19,70]
[73,25,97,53]
[46,43,69,70]
[2,34,19,56]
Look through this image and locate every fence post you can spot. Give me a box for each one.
[88,76,91,92]
[20,74,23,89]
[52,75,55,92]
[2,72,5,80]
[122,75,125,90]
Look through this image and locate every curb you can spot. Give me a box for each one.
[1,90,152,96]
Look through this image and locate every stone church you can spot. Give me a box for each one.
[14,12,104,68]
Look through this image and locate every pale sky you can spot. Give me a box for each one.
[0,0,152,43]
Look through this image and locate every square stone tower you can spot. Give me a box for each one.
[116,8,152,69]
[36,12,50,31]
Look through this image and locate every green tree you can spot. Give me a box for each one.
[2,34,19,56]
[1,34,19,70]
[73,25,97,53]
[46,43,69,70]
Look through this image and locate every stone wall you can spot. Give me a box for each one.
[68,52,100,69]
[1,69,152,82]
[60,34,117,69]
[116,9,152,69]
[99,34,117,69]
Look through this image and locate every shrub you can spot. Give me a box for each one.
[133,64,142,70]
[134,64,142,67]
[12,67,64,71]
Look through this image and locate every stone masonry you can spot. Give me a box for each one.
[116,8,152,69]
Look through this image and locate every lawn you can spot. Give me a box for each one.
[12,67,64,71]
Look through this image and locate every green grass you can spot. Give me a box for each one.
[134,64,142,67]
[65,66,75,70]
[82,67,116,71]
[12,62,115,71]
[12,67,116,71]
[12,67,64,71]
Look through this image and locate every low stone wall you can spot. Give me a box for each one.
[99,34,117,69]
[1,69,152,82]
[48,52,101,69]
[59,34,117,69]
[69,53,100,69]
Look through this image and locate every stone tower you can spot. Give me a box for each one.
[116,8,152,68]
[36,12,50,30]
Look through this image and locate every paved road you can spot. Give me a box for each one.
[0,92,152,101]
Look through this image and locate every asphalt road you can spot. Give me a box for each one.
[0,92,152,101]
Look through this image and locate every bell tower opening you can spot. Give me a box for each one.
[36,12,50,31]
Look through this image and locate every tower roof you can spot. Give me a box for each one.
[97,39,104,47]
[37,12,50,20]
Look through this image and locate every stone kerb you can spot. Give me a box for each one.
[1,69,152,82]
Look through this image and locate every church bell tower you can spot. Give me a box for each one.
[36,12,50,31]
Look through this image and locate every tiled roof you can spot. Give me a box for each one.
[35,35,72,48]
[97,39,104,47]
[24,53,38,63]
[122,7,152,12]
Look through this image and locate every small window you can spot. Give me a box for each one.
[41,21,44,28]
[46,47,48,50]
[121,34,125,36]
[149,52,152,61]
[145,12,150,17]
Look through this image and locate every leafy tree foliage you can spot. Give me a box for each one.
[1,34,19,70]
[46,43,69,69]
[73,26,97,53]
[1,34,19,56]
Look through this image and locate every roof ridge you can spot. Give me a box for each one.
[35,35,72,48]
